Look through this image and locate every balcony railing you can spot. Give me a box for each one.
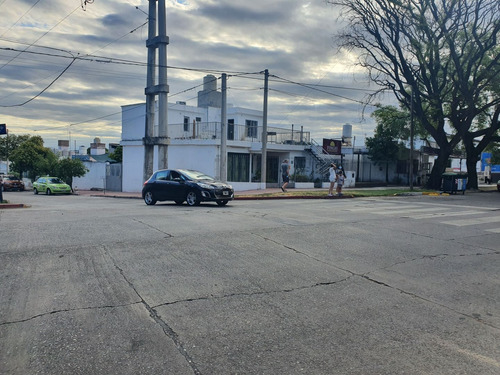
[168,122,310,144]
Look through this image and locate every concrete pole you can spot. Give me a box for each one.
[261,69,269,189]
[157,0,169,170]
[410,86,414,190]
[220,73,227,181]
[143,0,156,183]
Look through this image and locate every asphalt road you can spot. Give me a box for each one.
[1,191,499,374]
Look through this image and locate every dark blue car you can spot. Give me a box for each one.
[142,169,234,206]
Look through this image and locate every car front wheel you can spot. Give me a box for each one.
[186,190,200,206]
[144,191,157,205]
[46,188,52,195]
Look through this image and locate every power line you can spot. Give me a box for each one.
[0,57,77,107]
[0,4,81,71]
[0,0,43,38]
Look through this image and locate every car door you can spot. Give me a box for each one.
[37,178,47,193]
[168,171,186,201]
[152,170,170,201]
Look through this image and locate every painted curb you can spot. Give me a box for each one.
[0,203,27,209]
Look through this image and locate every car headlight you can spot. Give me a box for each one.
[197,182,215,189]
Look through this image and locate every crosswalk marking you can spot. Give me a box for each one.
[442,215,500,227]
[405,210,485,219]
[376,207,444,215]
[339,202,500,232]
[343,205,420,213]
[485,228,500,233]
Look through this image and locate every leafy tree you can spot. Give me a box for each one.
[0,133,31,160]
[56,158,88,191]
[9,136,58,179]
[366,107,405,183]
[328,0,500,189]
[109,145,122,163]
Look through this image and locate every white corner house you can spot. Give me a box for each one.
[120,76,320,193]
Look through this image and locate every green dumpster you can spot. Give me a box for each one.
[442,172,467,194]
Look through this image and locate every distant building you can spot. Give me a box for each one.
[90,137,106,156]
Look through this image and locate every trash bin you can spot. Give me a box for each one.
[442,172,467,194]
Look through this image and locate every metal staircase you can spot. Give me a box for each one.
[305,139,341,179]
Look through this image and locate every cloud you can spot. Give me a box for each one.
[0,0,383,149]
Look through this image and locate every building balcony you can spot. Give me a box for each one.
[168,122,310,145]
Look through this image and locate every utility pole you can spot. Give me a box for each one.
[156,0,168,171]
[143,0,169,183]
[409,86,414,191]
[261,69,269,189]
[220,73,227,181]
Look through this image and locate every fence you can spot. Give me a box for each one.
[168,122,310,144]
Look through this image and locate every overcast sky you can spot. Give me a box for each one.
[0,0,390,149]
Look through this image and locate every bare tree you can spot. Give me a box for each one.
[328,0,500,189]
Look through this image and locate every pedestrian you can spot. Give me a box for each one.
[336,167,346,196]
[281,159,290,192]
[328,163,337,196]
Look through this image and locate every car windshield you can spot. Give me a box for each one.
[5,176,19,181]
[48,178,64,184]
[180,170,215,181]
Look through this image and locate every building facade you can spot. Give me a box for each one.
[120,99,317,192]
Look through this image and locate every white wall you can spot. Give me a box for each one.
[73,162,106,190]
[122,145,144,192]
[122,104,145,141]
[168,144,219,178]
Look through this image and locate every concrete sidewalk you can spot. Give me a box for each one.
[1,184,496,209]
[73,183,497,200]
[73,187,334,200]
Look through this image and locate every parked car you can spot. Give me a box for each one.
[33,177,72,195]
[142,169,234,206]
[0,175,25,191]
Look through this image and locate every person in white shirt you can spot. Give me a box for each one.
[328,163,337,196]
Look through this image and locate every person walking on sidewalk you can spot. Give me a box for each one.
[328,163,337,196]
[336,167,346,196]
[281,159,290,192]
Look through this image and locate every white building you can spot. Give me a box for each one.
[121,99,317,192]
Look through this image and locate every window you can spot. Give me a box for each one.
[169,171,181,180]
[228,153,250,182]
[294,157,306,173]
[228,119,234,140]
[156,171,169,181]
[246,120,258,138]
[183,116,190,132]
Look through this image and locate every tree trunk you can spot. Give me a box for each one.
[426,152,449,190]
[465,158,478,190]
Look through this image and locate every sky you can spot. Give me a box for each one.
[0,0,391,150]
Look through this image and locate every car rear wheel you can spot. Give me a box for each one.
[33,188,38,195]
[186,190,200,206]
[216,200,229,206]
[144,191,157,205]
[46,188,52,195]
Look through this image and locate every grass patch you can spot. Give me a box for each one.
[235,188,437,198]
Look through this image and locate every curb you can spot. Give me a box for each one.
[0,203,27,209]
